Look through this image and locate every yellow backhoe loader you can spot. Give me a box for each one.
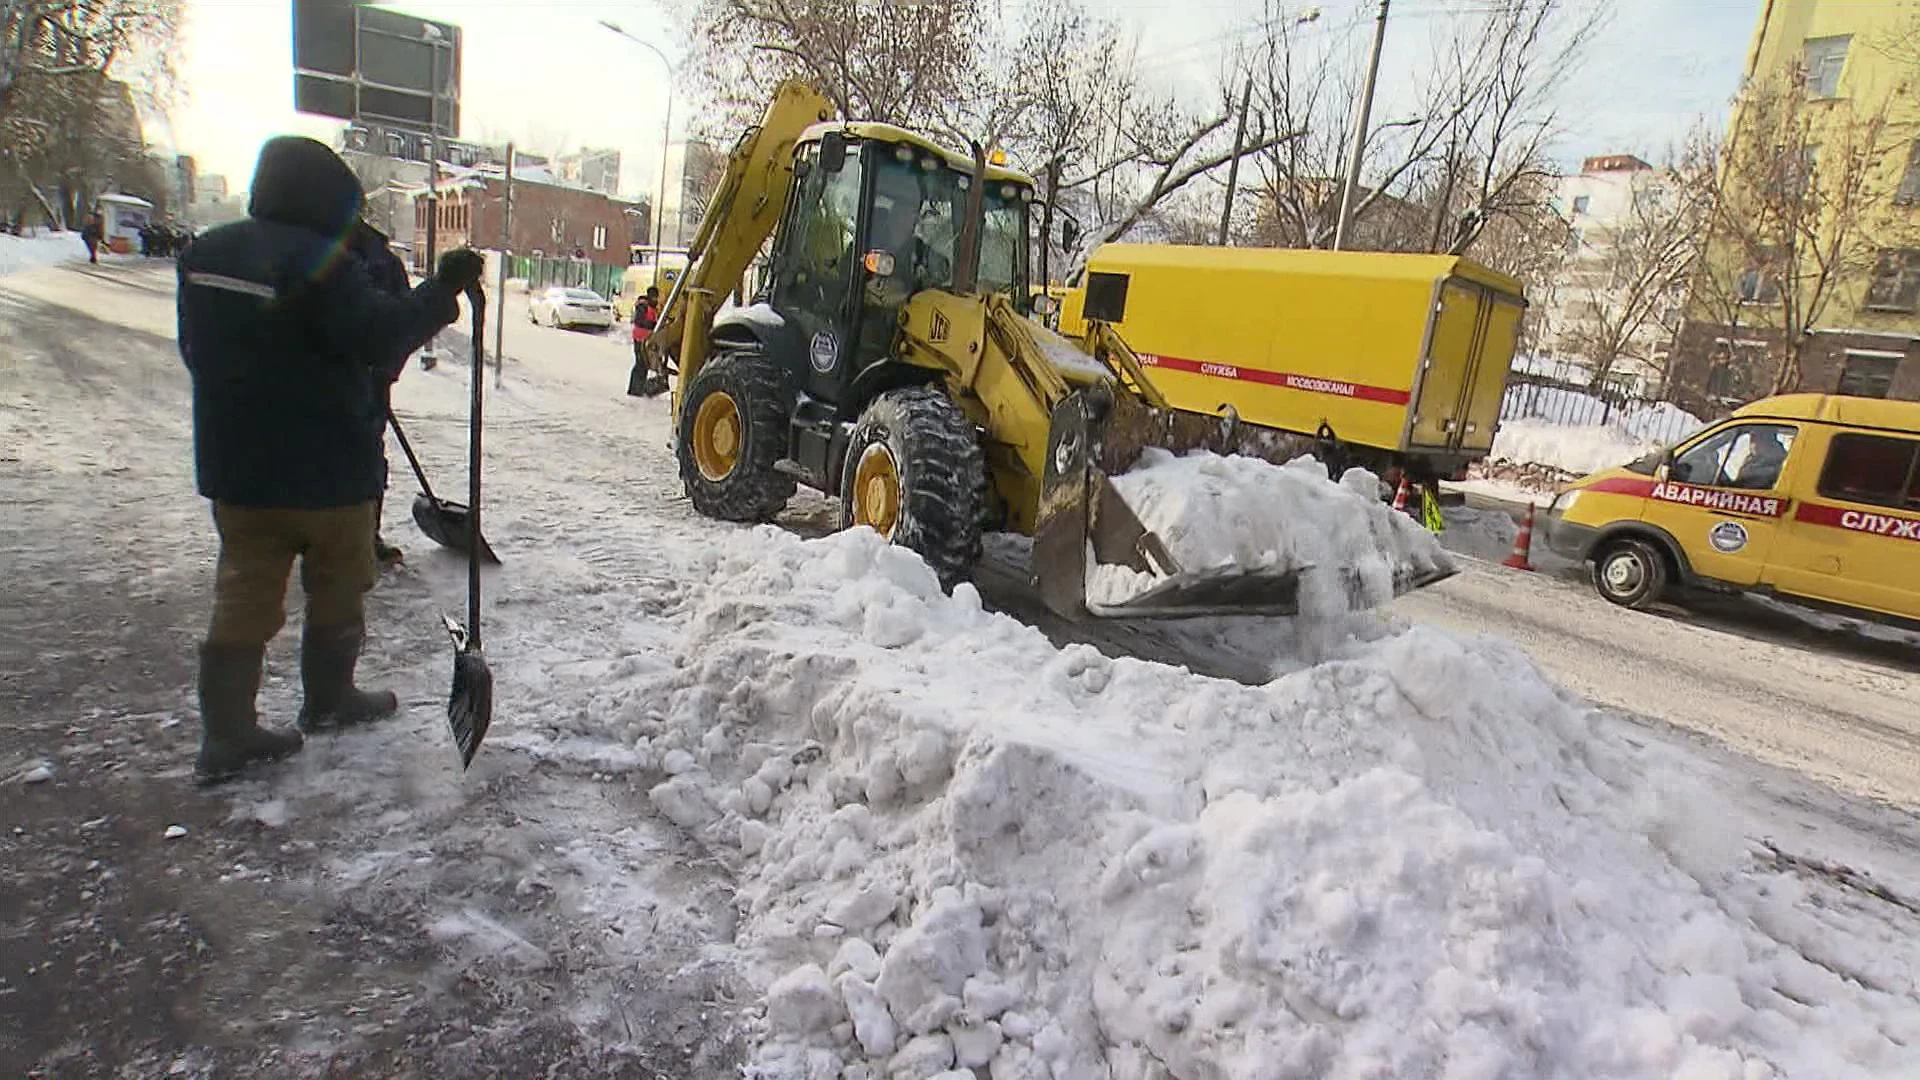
[648,81,1453,619]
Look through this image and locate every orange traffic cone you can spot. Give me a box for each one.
[1503,504,1537,571]
[1391,474,1412,514]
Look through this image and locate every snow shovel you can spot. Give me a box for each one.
[444,284,494,769]
[387,407,500,564]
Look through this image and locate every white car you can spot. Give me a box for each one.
[529,286,615,330]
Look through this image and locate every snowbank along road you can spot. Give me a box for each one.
[4,259,1920,1078]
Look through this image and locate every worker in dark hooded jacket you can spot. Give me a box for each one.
[177,135,486,785]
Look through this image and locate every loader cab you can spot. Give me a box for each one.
[763,124,1035,413]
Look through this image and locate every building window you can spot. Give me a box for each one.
[1571,194,1590,215]
[1706,362,1735,399]
[1786,145,1818,200]
[1803,35,1850,97]
[1867,249,1920,312]
[1818,433,1919,510]
[1837,352,1902,398]
[593,225,607,250]
[1899,141,1920,207]
[1737,266,1781,305]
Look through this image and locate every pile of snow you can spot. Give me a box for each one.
[0,229,86,277]
[1491,418,1660,476]
[1088,451,1453,615]
[554,526,1918,1079]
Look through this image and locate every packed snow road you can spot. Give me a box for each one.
[4,258,1920,1078]
[1394,538,1920,811]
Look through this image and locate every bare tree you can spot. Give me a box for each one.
[681,0,1300,281]
[1,1,180,228]
[683,0,990,130]
[1557,153,1712,393]
[1691,69,1903,394]
[1243,0,1600,264]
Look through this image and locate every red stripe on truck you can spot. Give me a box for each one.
[1795,502,1920,542]
[1137,352,1413,406]
[1581,475,1788,517]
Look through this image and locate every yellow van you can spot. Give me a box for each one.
[1544,393,1920,626]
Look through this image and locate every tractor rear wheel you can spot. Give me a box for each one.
[839,386,987,591]
[677,349,796,522]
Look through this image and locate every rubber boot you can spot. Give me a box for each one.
[195,643,304,786]
[296,621,399,733]
[374,535,404,566]
[373,494,403,566]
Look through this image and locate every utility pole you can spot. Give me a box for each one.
[598,21,675,288]
[1333,0,1390,251]
[1040,157,1059,293]
[1218,70,1255,246]
[420,36,443,369]
[494,142,513,387]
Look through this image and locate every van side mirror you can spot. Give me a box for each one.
[1059,218,1081,253]
[1031,293,1059,317]
[820,132,848,174]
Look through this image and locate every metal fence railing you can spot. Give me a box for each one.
[1499,375,1703,448]
[510,255,625,299]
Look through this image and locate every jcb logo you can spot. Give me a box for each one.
[929,311,950,343]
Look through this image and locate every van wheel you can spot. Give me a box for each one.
[1593,539,1667,610]
[677,349,797,522]
[838,386,987,591]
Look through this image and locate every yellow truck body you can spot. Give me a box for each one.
[1057,245,1527,478]
[614,254,692,320]
[1546,394,1920,626]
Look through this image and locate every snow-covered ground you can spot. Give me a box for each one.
[1444,475,1562,509]
[0,229,90,277]
[5,259,1920,1077]
[1491,417,1657,475]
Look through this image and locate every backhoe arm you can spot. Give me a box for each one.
[650,80,835,402]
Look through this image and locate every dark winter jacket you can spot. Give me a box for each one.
[177,136,459,509]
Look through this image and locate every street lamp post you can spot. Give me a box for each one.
[599,20,675,288]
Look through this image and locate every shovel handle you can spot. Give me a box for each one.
[385,407,442,506]
[466,284,486,646]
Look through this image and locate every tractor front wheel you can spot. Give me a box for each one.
[839,386,987,591]
[676,349,796,522]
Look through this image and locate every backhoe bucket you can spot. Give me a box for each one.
[1032,389,1455,621]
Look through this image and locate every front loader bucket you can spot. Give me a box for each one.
[1031,388,1456,621]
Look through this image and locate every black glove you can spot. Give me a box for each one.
[435,248,486,292]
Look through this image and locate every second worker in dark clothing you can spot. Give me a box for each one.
[177,135,486,785]
[350,219,416,566]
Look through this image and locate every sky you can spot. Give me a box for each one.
[160,0,1760,198]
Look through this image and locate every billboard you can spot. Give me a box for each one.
[293,0,461,137]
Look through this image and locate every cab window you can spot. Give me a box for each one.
[775,144,864,324]
[1818,433,1920,511]
[1669,423,1796,490]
